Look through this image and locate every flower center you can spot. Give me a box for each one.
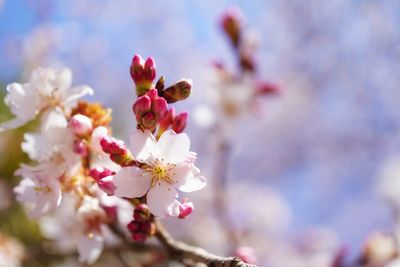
[145,159,175,187]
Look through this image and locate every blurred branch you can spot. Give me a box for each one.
[154,219,256,267]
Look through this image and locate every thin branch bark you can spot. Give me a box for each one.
[154,219,258,267]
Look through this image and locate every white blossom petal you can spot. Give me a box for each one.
[129,130,158,161]
[157,130,191,164]
[113,166,151,198]
[177,165,207,193]
[77,234,103,264]
[147,182,178,217]
[64,85,94,104]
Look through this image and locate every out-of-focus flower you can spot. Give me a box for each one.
[360,232,397,266]
[1,67,93,130]
[220,6,245,48]
[0,232,25,267]
[113,129,206,217]
[21,109,81,180]
[377,157,400,208]
[14,164,62,219]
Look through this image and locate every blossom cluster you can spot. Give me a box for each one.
[1,54,206,264]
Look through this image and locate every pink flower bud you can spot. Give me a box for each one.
[161,79,192,103]
[100,136,127,155]
[255,80,280,96]
[130,54,157,96]
[89,166,115,181]
[132,95,151,116]
[130,54,145,83]
[98,176,116,196]
[127,220,140,232]
[220,7,245,47]
[172,112,188,133]
[144,57,156,82]
[133,204,151,222]
[69,114,93,135]
[131,232,147,242]
[178,201,194,219]
[153,98,167,118]
[73,140,89,156]
[234,246,257,264]
[159,107,175,130]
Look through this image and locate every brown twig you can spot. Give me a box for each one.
[154,219,257,267]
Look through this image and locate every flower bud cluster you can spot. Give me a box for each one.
[127,204,155,242]
[130,54,191,136]
[216,8,281,121]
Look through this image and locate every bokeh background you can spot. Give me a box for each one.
[1,0,400,266]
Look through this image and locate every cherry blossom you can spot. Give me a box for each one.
[14,164,62,218]
[1,67,93,131]
[113,129,206,217]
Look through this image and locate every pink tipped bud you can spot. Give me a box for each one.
[161,79,192,103]
[131,232,147,242]
[69,114,93,135]
[73,140,89,156]
[89,166,115,181]
[132,95,151,116]
[255,80,280,96]
[178,201,194,219]
[153,98,168,118]
[144,57,156,82]
[100,136,127,155]
[98,176,116,196]
[133,204,151,222]
[234,246,257,264]
[130,54,156,96]
[172,112,188,133]
[127,220,141,232]
[159,107,175,130]
[130,54,145,82]
[220,7,245,47]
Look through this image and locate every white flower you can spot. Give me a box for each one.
[1,67,93,131]
[76,196,106,265]
[77,234,104,265]
[21,108,80,177]
[14,164,62,218]
[113,129,207,217]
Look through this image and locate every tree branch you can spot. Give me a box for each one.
[154,219,258,267]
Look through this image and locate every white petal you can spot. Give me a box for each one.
[157,130,191,164]
[167,199,181,217]
[0,118,29,132]
[113,166,151,198]
[91,126,108,153]
[129,130,158,161]
[77,234,103,264]
[4,82,39,120]
[178,165,207,193]
[54,68,72,92]
[147,182,178,217]
[64,85,94,104]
